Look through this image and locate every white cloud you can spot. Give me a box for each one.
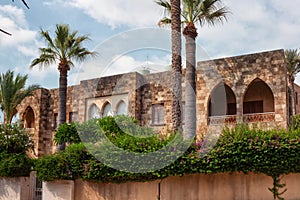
[0,5,37,52]
[198,0,300,58]
[69,54,171,85]
[68,0,163,28]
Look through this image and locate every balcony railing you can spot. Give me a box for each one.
[242,112,275,123]
[208,112,275,125]
[208,115,237,125]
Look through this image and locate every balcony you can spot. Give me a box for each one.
[242,112,275,123]
[208,112,275,125]
[208,115,237,125]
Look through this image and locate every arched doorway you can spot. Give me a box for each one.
[23,106,35,128]
[243,78,275,122]
[208,83,237,125]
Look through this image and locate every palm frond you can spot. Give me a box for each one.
[31,23,96,72]
[285,49,300,78]
[0,70,39,123]
[156,0,173,26]
[11,0,29,9]
[0,29,12,36]
[158,17,172,27]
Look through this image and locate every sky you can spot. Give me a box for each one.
[1,0,300,89]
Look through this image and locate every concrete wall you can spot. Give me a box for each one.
[74,180,159,200]
[41,173,300,200]
[0,177,31,200]
[43,180,74,200]
[160,173,300,200]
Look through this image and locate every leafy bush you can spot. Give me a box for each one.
[0,152,33,177]
[36,120,300,193]
[35,143,92,181]
[0,124,34,154]
[98,115,175,153]
[292,114,300,130]
[0,124,34,177]
[54,122,81,145]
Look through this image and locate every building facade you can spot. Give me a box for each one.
[16,49,288,156]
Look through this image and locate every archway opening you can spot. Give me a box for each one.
[243,78,275,122]
[208,84,237,125]
[23,107,35,128]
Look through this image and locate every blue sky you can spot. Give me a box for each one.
[1,0,300,89]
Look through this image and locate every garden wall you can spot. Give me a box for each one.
[42,172,300,200]
[0,177,31,200]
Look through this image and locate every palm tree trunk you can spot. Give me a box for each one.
[289,77,295,128]
[183,23,197,139]
[291,77,297,115]
[56,69,68,151]
[170,0,182,132]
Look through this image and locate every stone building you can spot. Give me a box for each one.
[16,49,289,157]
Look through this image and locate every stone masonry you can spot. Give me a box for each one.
[17,49,289,156]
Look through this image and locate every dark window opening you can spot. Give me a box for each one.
[53,113,58,129]
[243,101,263,114]
[152,104,165,125]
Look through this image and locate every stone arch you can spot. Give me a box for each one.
[116,100,127,115]
[208,83,237,117]
[88,103,100,119]
[101,101,113,117]
[23,106,35,128]
[243,78,274,114]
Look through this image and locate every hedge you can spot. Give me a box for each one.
[34,118,300,182]
[0,124,34,177]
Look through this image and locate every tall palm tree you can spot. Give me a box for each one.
[0,70,39,124]
[285,49,300,119]
[157,0,183,132]
[157,0,229,138]
[30,24,95,151]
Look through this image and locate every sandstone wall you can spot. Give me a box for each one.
[16,49,289,155]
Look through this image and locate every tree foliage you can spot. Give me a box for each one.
[30,24,96,151]
[0,70,40,124]
[0,123,34,177]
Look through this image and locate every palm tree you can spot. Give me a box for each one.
[0,70,39,124]
[30,24,95,151]
[157,0,183,132]
[157,0,229,138]
[285,49,300,120]
[1,0,29,35]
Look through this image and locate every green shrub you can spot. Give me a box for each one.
[36,120,300,189]
[91,115,175,153]
[54,122,81,145]
[292,114,300,130]
[0,124,34,154]
[35,143,92,181]
[0,152,33,177]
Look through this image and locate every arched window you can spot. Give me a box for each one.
[23,106,35,128]
[208,84,237,117]
[102,102,113,117]
[116,101,127,115]
[243,78,274,114]
[88,104,100,119]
